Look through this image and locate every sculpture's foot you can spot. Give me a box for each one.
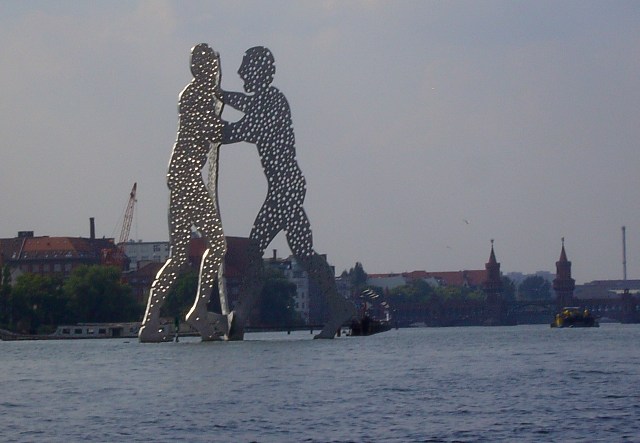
[314,297,356,339]
[226,311,246,341]
[225,310,246,341]
[224,311,235,341]
[185,310,224,341]
[314,324,340,339]
[138,324,172,343]
[208,312,230,337]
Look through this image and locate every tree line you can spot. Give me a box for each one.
[342,262,553,305]
[0,265,141,334]
[0,260,554,335]
[161,267,302,329]
[0,264,302,335]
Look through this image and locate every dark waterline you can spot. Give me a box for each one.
[1,324,639,442]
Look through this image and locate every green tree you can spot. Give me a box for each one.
[0,265,11,326]
[10,272,66,333]
[161,270,199,320]
[434,285,457,301]
[464,288,486,301]
[64,265,141,323]
[409,279,435,299]
[258,268,299,327]
[389,279,435,303]
[348,262,368,292]
[518,275,552,300]
[501,276,516,302]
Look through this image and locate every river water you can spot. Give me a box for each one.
[1,324,639,442]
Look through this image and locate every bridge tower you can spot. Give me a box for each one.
[483,240,508,325]
[483,239,503,301]
[552,238,575,307]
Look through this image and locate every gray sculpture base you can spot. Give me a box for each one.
[226,290,354,340]
[138,312,233,343]
[225,242,355,340]
[138,323,173,343]
[185,311,231,341]
[302,252,356,339]
[226,310,244,341]
[313,296,355,339]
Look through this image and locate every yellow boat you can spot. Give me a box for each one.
[551,307,599,328]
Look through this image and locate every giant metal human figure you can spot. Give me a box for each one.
[139,44,232,342]
[221,46,355,339]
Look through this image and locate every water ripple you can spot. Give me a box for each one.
[1,325,639,442]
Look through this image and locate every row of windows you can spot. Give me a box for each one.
[59,326,138,335]
[60,328,108,335]
[127,255,164,263]
[21,263,72,273]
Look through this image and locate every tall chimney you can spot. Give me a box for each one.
[273,249,277,260]
[622,226,627,281]
[90,217,96,240]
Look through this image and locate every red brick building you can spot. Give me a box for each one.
[0,231,119,281]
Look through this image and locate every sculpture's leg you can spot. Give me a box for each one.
[186,247,226,341]
[185,165,230,341]
[287,206,355,339]
[205,139,237,339]
[139,258,180,343]
[226,198,279,341]
[216,262,235,340]
[217,262,229,315]
[226,239,264,340]
[300,253,356,339]
[205,140,235,338]
[140,198,190,343]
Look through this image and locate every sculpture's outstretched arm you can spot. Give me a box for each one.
[221,119,246,145]
[221,90,251,112]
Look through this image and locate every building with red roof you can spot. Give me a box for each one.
[0,230,118,281]
[367,269,487,292]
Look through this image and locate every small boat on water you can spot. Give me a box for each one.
[52,322,142,339]
[1,322,143,341]
[551,307,599,328]
[348,315,391,336]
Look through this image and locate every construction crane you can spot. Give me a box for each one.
[118,183,137,245]
[102,183,137,269]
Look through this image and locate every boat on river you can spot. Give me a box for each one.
[1,319,204,341]
[51,322,142,338]
[348,315,391,336]
[1,322,143,340]
[551,307,599,328]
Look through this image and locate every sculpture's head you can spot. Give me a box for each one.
[190,43,219,83]
[238,46,275,93]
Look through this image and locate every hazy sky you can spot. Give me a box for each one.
[1,1,639,283]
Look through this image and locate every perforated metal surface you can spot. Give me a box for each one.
[222,47,354,339]
[139,44,228,342]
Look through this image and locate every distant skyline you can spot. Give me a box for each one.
[1,1,639,283]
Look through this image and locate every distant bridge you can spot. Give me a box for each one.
[389,296,640,327]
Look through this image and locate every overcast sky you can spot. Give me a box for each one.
[1,1,639,283]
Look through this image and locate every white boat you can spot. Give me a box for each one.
[52,322,142,338]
